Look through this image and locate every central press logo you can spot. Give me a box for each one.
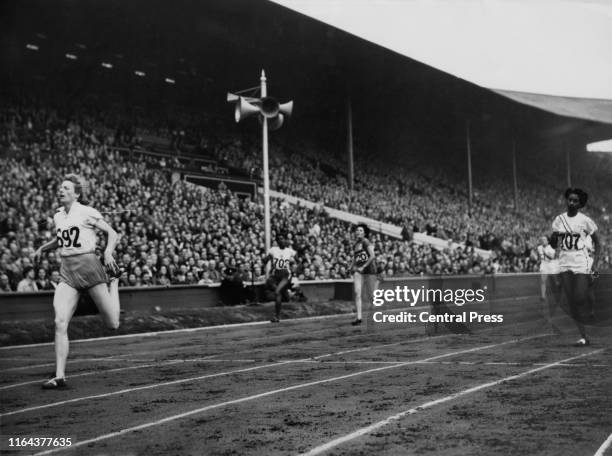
[368,285,504,326]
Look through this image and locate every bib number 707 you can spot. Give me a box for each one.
[57,227,82,248]
[559,233,580,250]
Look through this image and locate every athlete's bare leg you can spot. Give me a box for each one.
[364,275,378,309]
[274,277,289,320]
[353,272,364,321]
[540,274,547,301]
[88,279,120,329]
[52,283,80,379]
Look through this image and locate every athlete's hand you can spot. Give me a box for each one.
[356,266,364,274]
[104,252,119,276]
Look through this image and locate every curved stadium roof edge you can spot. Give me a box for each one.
[270,0,612,125]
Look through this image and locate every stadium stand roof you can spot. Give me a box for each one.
[3,0,611,150]
[270,0,612,125]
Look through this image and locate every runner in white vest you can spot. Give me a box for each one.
[33,174,122,389]
[265,232,296,323]
[551,188,600,346]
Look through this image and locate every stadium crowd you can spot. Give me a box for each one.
[0,102,610,292]
[214,134,611,270]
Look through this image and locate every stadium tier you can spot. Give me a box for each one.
[0,102,610,291]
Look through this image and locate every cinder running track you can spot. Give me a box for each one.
[1,303,611,456]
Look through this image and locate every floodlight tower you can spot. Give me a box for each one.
[227,70,293,252]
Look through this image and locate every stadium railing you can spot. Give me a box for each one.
[268,190,492,258]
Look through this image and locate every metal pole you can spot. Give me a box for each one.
[261,70,271,253]
[512,139,518,211]
[566,146,571,187]
[466,121,473,215]
[347,96,354,192]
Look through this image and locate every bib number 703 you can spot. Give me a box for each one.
[274,259,287,269]
[57,227,82,248]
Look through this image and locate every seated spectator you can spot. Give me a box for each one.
[36,268,53,290]
[1,98,610,289]
[141,271,154,286]
[219,266,246,305]
[49,270,61,289]
[287,276,307,302]
[185,271,197,285]
[17,266,38,292]
[0,273,12,292]
[127,273,139,287]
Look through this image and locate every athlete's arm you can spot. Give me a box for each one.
[91,218,120,271]
[549,232,559,250]
[591,232,601,271]
[264,254,272,279]
[33,238,59,263]
[550,216,561,250]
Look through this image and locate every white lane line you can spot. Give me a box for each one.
[0,356,253,391]
[5,357,601,391]
[419,361,610,367]
[0,317,358,368]
[0,292,547,352]
[0,332,451,390]
[0,361,183,391]
[29,334,549,455]
[0,332,471,411]
[301,349,604,456]
[0,357,59,362]
[80,317,539,366]
[594,432,612,456]
[293,360,609,367]
[0,313,351,351]
[0,360,295,418]
[312,335,445,360]
[0,328,454,392]
[2,357,128,372]
[93,326,394,362]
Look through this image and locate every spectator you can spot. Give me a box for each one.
[17,266,38,292]
[36,268,53,290]
[219,267,246,305]
[49,269,61,289]
[0,273,12,292]
[1,99,610,290]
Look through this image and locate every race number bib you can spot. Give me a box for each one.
[558,233,583,250]
[56,227,82,248]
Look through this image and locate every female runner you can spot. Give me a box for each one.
[34,174,121,388]
[551,188,600,346]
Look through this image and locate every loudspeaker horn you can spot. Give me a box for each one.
[278,100,293,117]
[260,97,280,119]
[267,114,284,131]
[235,97,260,123]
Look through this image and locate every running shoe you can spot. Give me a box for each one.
[42,377,67,389]
[574,338,590,347]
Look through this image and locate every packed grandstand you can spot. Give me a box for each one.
[1,99,610,292]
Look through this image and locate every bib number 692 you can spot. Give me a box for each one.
[57,227,82,248]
